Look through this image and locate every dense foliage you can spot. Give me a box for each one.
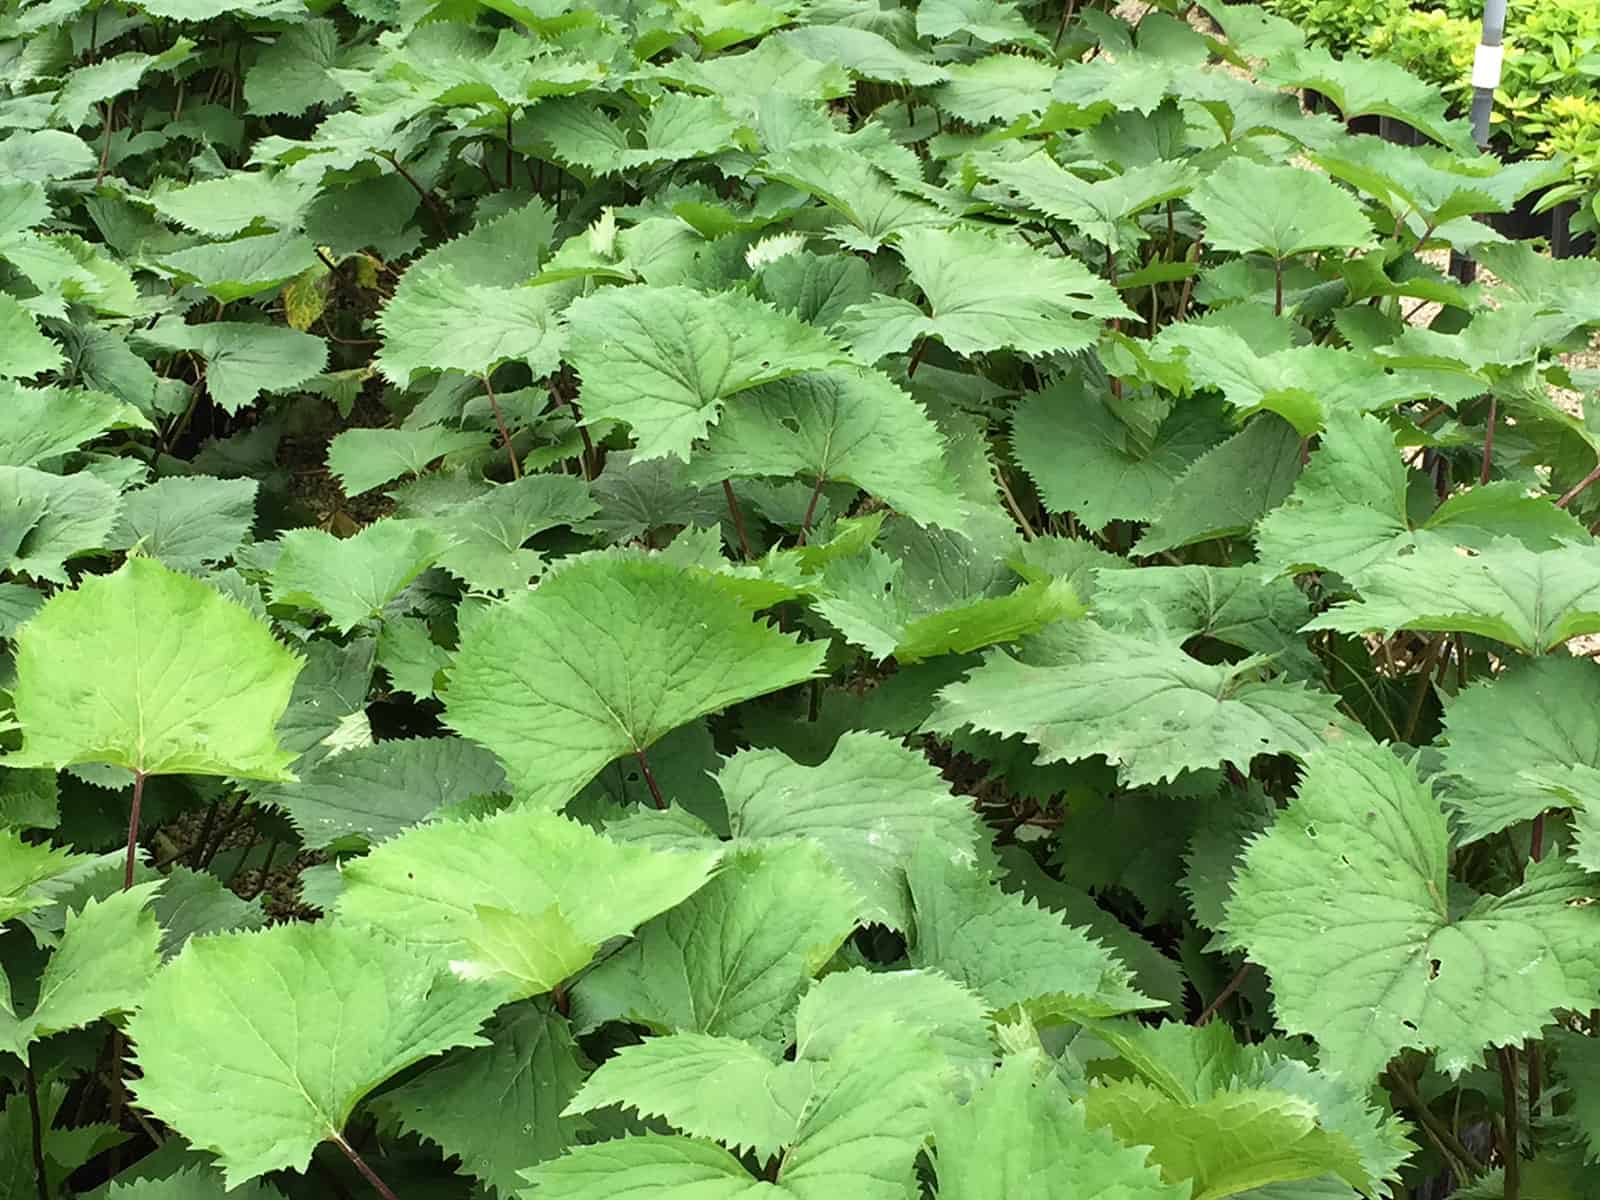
[1266,0,1600,235]
[2,0,1600,1196]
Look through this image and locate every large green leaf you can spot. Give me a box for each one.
[719,731,982,930]
[564,284,848,462]
[1223,739,1600,1081]
[1308,539,1600,654]
[926,623,1343,788]
[127,922,511,1186]
[137,322,326,414]
[376,267,565,383]
[443,556,825,808]
[269,519,451,633]
[9,556,302,780]
[337,803,720,984]
[1189,158,1373,261]
[688,369,969,529]
[839,225,1132,362]
[573,843,859,1050]
[933,1053,1181,1200]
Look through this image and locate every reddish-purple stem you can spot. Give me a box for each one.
[722,480,753,560]
[1557,460,1600,509]
[125,771,146,891]
[1481,396,1496,485]
[1194,963,1251,1026]
[335,1135,402,1200]
[634,749,666,810]
[482,373,521,480]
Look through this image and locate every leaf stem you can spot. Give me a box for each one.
[382,155,448,230]
[798,474,826,546]
[905,338,929,379]
[1273,257,1284,317]
[1053,0,1077,48]
[25,1059,47,1200]
[1194,962,1250,1025]
[634,749,666,810]
[1499,1046,1520,1200]
[995,469,1037,540]
[334,1134,401,1200]
[1556,459,1600,508]
[482,373,521,480]
[125,770,146,892]
[505,109,514,191]
[722,480,753,560]
[1387,1067,1485,1180]
[1402,634,1446,743]
[1480,395,1496,486]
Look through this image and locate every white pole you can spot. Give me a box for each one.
[1451,0,1509,282]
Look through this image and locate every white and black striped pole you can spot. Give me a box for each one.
[1451,0,1508,283]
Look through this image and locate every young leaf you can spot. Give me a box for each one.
[443,556,825,808]
[1223,739,1600,1082]
[127,922,512,1186]
[563,284,848,463]
[269,519,451,633]
[926,623,1343,788]
[8,556,302,780]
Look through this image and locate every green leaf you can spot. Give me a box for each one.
[269,519,451,632]
[159,231,319,303]
[573,843,859,1049]
[778,25,947,85]
[376,614,451,699]
[981,154,1194,252]
[916,0,1049,49]
[1223,739,1600,1081]
[927,623,1342,788]
[840,226,1132,362]
[719,731,982,930]
[326,427,490,496]
[688,369,969,530]
[0,881,160,1058]
[1093,564,1318,677]
[9,556,302,779]
[1261,45,1471,150]
[126,922,511,1186]
[564,284,848,462]
[434,474,598,594]
[1258,410,1588,582]
[147,173,315,237]
[376,267,565,383]
[137,321,326,415]
[371,1000,588,1197]
[1133,414,1303,556]
[1189,159,1374,261]
[1013,382,1228,530]
[906,841,1156,1024]
[1307,539,1600,654]
[109,475,258,570]
[443,556,824,808]
[243,19,344,117]
[518,1134,762,1199]
[933,1054,1180,1200]
[793,968,993,1080]
[1435,656,1600,844]
[252,736,507,849]
[0,832,111,923]
[0,466,122,584]
[152,865,264,959]
[0,382,149,467]
[0,294,61,380]
[337,804,719,978]
[564,1032,810,1159]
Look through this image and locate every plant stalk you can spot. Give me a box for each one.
[125,771,147,891]
[722,480,753,560]
[1557,460,1600,508]
[1387,1067,1485,1179]
[1499,1046,1520,1200]
[1194,963,1251,1026]
[1402,635,1446,743]
[334,1135,401,1200]
[1273,257,1284,317]
[634,749,666,810]
[1480,396,1496,485]
[798,474,826,545]
[481,373,521,479]
[25,1060,48,1200]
